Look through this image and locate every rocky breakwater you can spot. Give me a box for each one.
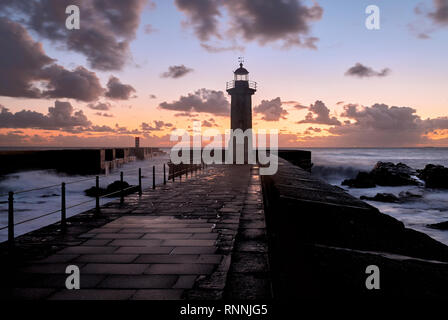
[261,158,448,299]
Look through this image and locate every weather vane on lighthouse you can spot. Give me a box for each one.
[238,56,244,66]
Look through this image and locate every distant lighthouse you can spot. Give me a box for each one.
[226,59,257,163]
[226,59,257,132]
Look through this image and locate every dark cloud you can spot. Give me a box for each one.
[298,100,341,126]
[0,101,91,130]
[161,65,194,79]
[149,94,157,99]
[345,63,391,78]
[224,0,323,48]
[176,0,322,49]
[105,76,136,100]
[141,121,173,132]
[0,0,149,71]
[254,97,288,121]
[428,0,448,25]
[88,102,112,111]
[159,89,230,116]
[175,0,222,41]
[40,65,105,101]
[0,17,104,101]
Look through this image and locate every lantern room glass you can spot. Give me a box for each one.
[234,74,249,81]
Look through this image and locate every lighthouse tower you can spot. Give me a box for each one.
[226,59,257,163]
[226,60,257,131]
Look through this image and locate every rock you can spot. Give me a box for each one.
[342,162,419,188]
[360,193,400,203]
[342,171,376,188]
[398,190,423,201]
[417,164,448,188]
[84,180,131,197]
[105,180,130,194]
[427,221,448,230]
[84,186,106,197]
[370,162,418,186]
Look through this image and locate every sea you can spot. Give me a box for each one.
[1,147,448,246]
[306,148,448,246]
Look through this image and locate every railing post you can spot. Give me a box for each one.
[172,166,175,182]
[180,166,182,181]
[95,176,100,214]
[61,182,66,230]
[8,191,14,249]
[138,168,142,196]
[163,164,166,185]
[120,171,124,204]
[152,166,155,189]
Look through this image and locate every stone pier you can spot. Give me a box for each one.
[1,165,271,300]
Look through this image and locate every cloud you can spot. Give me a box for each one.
[140,121,173,132]
[159,88,230,116]
[144,24,157,34]
[175,0,222,41]
[94,112,114,118]
[105,76,136,100]
[200,43,245,53]
[161,65,194,79]
[428,0,448,25]
[0,17,104,102]
[0,101,91,130]
[40,65,105,101]
[298,100,341,126]
[0,0,149,71]
[175,0,323,49]
[149,94,157,99]
[88,102,112,111]
[345,63,391,78]
[254,97,288,121]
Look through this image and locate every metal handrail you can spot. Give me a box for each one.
[2,162,207,246]
[226,80,257,90]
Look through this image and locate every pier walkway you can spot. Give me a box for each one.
[5,165,270,300]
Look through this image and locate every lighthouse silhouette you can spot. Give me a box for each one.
[226,59,257,163]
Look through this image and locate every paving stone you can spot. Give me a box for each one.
[94,233,144,239]
[131,289,183,300]
[59,246,117,254]
[173,275,197,289]
[49,289,136,300]
[114,246,173,254]
[108,239,162,247]
[162,239,216,247]
[98,275,177,289]
[81,263,149,275]
[144,264,216,275]
[142,233,192,240]
[32,254,79,264]
[83,239,111,246]
[74,254,138,263]
[134,254,199,264]
[171,247,217,254]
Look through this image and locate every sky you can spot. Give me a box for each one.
[0,0,447,147]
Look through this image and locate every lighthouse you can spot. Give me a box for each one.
[226,60,257,131]
[226,59,257,163]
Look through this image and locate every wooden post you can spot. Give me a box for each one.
[172,166,175,182]
[163,164,166,185]
[61,182,66,230]
[152,166,155,189]
[95,176,100,214]
[138,168,142,196]
[120,171,124,204]
[8,191,14,248]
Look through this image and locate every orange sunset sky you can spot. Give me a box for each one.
[1,0,448,148]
